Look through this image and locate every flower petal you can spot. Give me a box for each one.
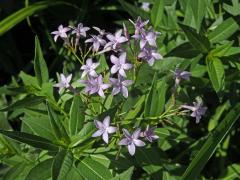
[92,130,103,137]
[118,138,128,145]
[128,143,136,156]
[103,116,110,127]
[102,131,109,144]
[133,139,145,147]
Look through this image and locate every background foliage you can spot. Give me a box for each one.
[0,0,240,179]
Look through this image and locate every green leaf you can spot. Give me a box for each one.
[52,150,74,180]
[125,95,145,120]
[151,0,164,28]
[111,166,134,180]
[208,18,239,43]
[0,130,58,151]
[22,112,56,141]
[69,95,84,136]
[0,96,45,111]
[118,0,149,19]
[69,95,84,135]
[190,0,207,32]
[3,163,34,180]
[223,0,240,16]
[182,103,240,179]
[34,36,49,87]
[76,157,113,180]
[144,76,168,117]
[166,42,201,58]
[206,56,225,93]
[46,103,70,143]
[219,163,240,179]
[25,158,53,180]
[0,1,75,36]
[179,23,210,53]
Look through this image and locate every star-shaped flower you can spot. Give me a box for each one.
[173,69,191,86]
[85,35,106,52]
[80,58,99,78]
[54,74,72,93]
[181,102,207,123]
[118,128,145,156]
[140,125,159,142]
[133,30,160,49]
[138,47,162,66]
[110,76,133,98]
[129,16,149,35]
[105,29,128,50]
[51,25,71,42]
[71,23,90,37]
[110,52,132,77]
[92,116,117,144]
[93,26,106,36]
[79,75,110,98]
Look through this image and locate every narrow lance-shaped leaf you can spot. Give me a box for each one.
[0,96,45,112]
[182,103,240,179]
[69,95,85,136]
[208,18,239,43]
[34,36,49,86]
[0,130,58,151]
[151,0,164,28]
[46,102,70,144]
[76,157,113,180]
[0,1,78,36]
[25,158,53,180]
[52,150,74,180]
[206,56,225,93]
[179,23,210,53]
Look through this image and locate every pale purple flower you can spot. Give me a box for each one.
[80,58,99,78]
[105,29,128,50]
[79,75,110,98]
[71,23,90,37]
[129,16,149,35]
[110,76,133,98]
[54,74,72,93]
[138,47,162,66]
[140,125,159,142]
[85,35,106,52]
[110,52,132,77]
[92,116,117,144]
[51,25,71,42]
[181,102,207,123]
[173,69,191,86]
[119,128,145,156]
[133,30,159,49]
[93,26,106,36]
[141,2,150,12]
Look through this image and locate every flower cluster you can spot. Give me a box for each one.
[92,116,159,156]
[51,17,207,156]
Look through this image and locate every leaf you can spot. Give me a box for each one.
[69,95,84,136]
[219,163,240,179]
[52,150,74,180]
[34,36,49,87]
[0,96,45,111]
[25,158,53,180]
[223,0,240,16]
[111,166,134,180]
[190,0,207,32]
[144,76,168,117]
[118,0,149,19]
[206,56,225,93]
[166,42,201,58]
[208,18,239,43]
[0,1,75,36]
[179,23,210,53]
[0,130,58,151]
[46,103,62,140]
[125,95,145,120]
[151,0,164,28]
[3,163,34,180]
[76,157,113,180]
[182,103,240,179]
